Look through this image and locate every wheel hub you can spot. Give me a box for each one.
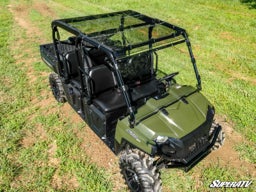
[124,167,141,191]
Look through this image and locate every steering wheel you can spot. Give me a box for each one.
[160,72,179,82]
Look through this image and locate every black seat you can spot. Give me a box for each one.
[65,51,95,77]
[130,79,158,102]
[118,52,157,102]
[118,53,154,85]
[89,48,108,66]
[65,51,80,77]
[94,90,126,113]
[89,65,126,113]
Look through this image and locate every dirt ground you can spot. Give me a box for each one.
[8,1,255,191]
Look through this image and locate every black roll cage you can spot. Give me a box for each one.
[51,10,201,128]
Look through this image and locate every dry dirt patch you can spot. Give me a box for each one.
[204,116,255,177]
[33,2,57,19]
[51,170,80,190]
[21,125,48,148]
[8,4,43,41]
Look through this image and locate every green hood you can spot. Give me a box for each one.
[115,85,213,154]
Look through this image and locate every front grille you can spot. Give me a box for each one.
[180,135,209,163]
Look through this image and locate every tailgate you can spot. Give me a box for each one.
[39,43,58,72]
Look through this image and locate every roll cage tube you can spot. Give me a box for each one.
[108,53,136,128]
[182,32,202,90]
[52,26,63,78]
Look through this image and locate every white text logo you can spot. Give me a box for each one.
[209,180,252,188]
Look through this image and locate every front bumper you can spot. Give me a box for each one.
[157,124,222,172]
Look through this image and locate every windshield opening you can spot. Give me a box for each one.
[117,52,154,86]
[156,43,198,87]
[115,41,197,88]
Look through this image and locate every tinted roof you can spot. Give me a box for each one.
[53,10,186,58]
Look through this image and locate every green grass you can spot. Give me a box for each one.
[200,164,254,192]
[162,163,254,192]
[0,0,113,191]
[1,0,255,191]
[0,1,28,189]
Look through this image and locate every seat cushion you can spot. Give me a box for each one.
[93,89,126,113]
[130,79,158,102]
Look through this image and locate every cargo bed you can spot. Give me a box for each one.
[39,42,76,72]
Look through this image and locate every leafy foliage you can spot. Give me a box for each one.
[241,0,256,8]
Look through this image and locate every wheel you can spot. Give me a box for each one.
[210,122,225,150]
[49,73,66,103]
[119,147,162,192]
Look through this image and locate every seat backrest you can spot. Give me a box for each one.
[89,48,108,66]
[65,51,80,77]
[65,51,95,77]
[89,65,116,96]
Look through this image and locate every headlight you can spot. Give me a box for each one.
[155,135,168,144]
[155,137,184,156]
[161,143,176,155]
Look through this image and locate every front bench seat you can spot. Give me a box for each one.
[130,79,158,102]
[89,65,126,113]
[118,52,158,102]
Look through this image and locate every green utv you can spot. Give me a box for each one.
[40,10,225,191]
